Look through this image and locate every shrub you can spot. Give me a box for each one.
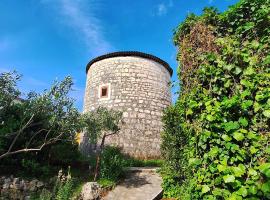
[100,146,125,182]
[55,179,74,200]
[37,189,53,200]
[21,159,51,177]
[162,0,270,199]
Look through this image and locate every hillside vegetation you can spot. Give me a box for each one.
[161,0,270,199]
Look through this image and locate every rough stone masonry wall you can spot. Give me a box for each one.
[83,56,171,159]
[0,175,45,200]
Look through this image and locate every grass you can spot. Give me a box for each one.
[123,158,164,167]
[98,178,117,188]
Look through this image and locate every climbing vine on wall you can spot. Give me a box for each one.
[161,0,270,199]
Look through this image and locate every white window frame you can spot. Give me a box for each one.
[98,83,111,100]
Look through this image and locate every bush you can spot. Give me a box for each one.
[55,179,74,200]
[100,146,125,182]
[99,146,164,184]
[21,159,51,177]
[162,0,270,199]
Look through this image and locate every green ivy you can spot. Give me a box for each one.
[162,0,270,199]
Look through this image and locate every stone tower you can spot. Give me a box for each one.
[83,51,172,159]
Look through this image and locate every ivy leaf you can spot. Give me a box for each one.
[258,163,270,177]
[224,64,234,71]
[212,188,223,196]
[250,146,258,154]
[239,117,248,127]
[263,110,270,118]
[217,164,227,172]
[234,67,242,75]
[244,67,255,75]
[207,114,215,121]
[188,158,201,166]
[224,121,240,132]
[222,134,232,142]
[202,185,210,194]
[233,131,245,141]
[237,187,248,197]
[241,100,253,109]
[247,131,257,139]
[223,175,235,183]
[248,168,258,176]
[232,164,246,177]
[262,181,270,193]
[186,109,193,116]
[266,147,270,154]
[248,185,257,195]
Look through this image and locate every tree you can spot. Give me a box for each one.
[0,71,83,160]
[83,107,123,181]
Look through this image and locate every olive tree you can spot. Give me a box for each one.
[83,107,123,181]
[0,71,82,160]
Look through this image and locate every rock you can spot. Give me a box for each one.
[4,178,11,184]
[81,182,101,200]
[13,183,21,190]
[29,179,38,192]
[2,183,10,189]
[23,180,30,191]
[24,196,31,200]
[36,181,44,188]
[13,177,20,184]
[0,176,5,184]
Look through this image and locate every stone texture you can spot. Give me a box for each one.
[82,56,171,159]
[0,176,45,200]
[81,182,101,200]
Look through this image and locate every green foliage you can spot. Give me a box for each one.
[0,71,83,160]
[55,179,74,200]
[123,157,164,167]
[98,178,117,188]
[21,159,51,177]
[162,0,270,199]
[83,107,123,145]
[35,189,53,200]
[100,146,125,182]
[98,146,164,186]
[50,168,76,200]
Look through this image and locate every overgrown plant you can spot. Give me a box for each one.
[162,0,270,199]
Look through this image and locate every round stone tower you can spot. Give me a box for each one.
[83,51,172,159]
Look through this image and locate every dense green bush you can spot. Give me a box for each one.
[100,146,125,182]
[162,0,270,199]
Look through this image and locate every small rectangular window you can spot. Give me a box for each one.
[101,87,108,97]
[98,84,110,99]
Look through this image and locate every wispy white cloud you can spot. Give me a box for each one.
[42,0,114,56]
[156,0,173,16]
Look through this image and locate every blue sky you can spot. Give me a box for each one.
[0,0,238,110]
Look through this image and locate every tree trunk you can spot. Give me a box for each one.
[93,134,106,181]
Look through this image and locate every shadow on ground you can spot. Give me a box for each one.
[120,172,151,188]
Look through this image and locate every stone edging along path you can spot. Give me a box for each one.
[103,167,163,200]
